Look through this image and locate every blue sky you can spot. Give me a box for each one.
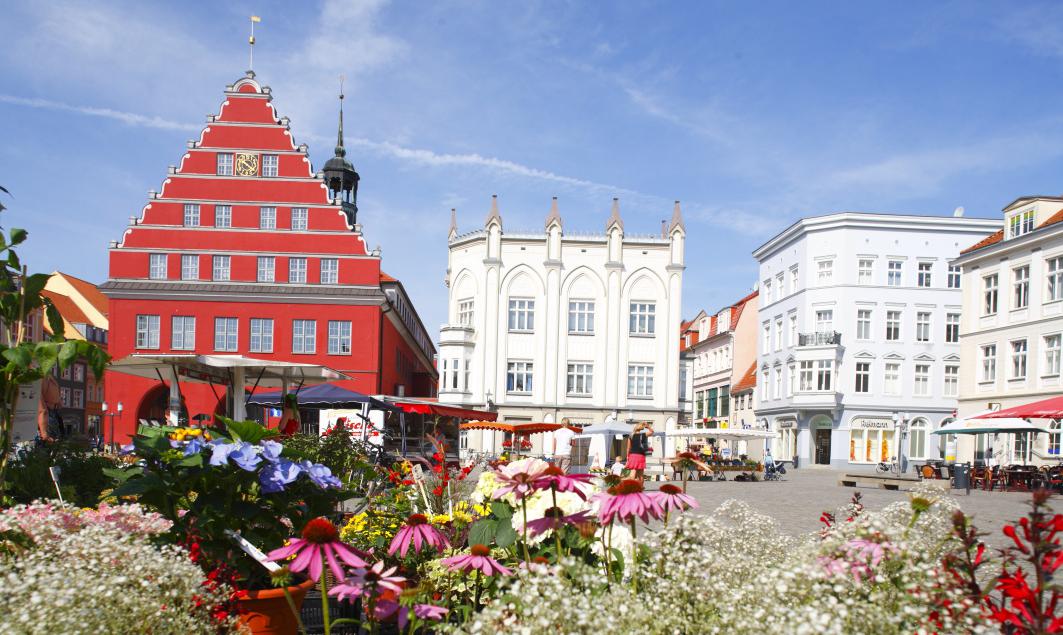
[2,1,1062,339]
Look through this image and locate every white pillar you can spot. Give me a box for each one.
[232,366,247,421]
[167,366,181,426]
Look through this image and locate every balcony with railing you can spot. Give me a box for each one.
[798,331,841,347]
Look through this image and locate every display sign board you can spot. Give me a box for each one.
[411,463,425,482]
[778,420,797,430]
[13,380,41,443]
[851,417,895,430]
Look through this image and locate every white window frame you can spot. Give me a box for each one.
[815,309,833,333]
[856,309,872,341]
[790,266,799,292]
[183,203,200,227]
[858,259,873,285]
[249,318,274,353]
[135,315,160,349]
[214,317,239,352]
[788,314,797,347]
[884,362,901,395]
[507,360,534,394]
[1044,334,1061,377]
[568,300,595,334]
[212,255,231,281]
[787,362,796,396]
[149,254,167,280]
[944,364,959,397]
[854,361,870,393]
[458,299,474,327]
[292,320,316,354]
[917,262,932,288]
[262,154,279,177]
[289,257,307,284]
[215,205,232,228]
[291,207,308,231]
[916,312,931,343]
[181,254,199,281]
[508,298,535,332]
[327,321,352,355]
[914,364,930,396]
[817,259,833,285]
[886,310,901,341]
[259,206,277,230]
[887,260,903,287]
[320,258,339,284]
[566,362,594,396]
[257,256,276,283]
[1011,339,1028,379]
[774,318,783,351]
[762,322,771,354]
[627,364,654,398]
[798,361,814,392]
[1048,257,1063,303]
[629,302,656,335]
[945,313,960,344]
[216,153,233,176]
[983,274,998,315]
[171,316,195,351]
[947,265,961,289]
[981,344,997,382]
[815,359,833,391]
[1013,265,1029,309]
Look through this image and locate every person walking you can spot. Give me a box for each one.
[36,374,63,445]
[625,422,652,483]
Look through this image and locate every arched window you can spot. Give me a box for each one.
[1048,420,1061,456]
[938,418,955,459]
[908,418,929,460]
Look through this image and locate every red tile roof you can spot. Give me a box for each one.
[41,290,90,331]
[55,272,108,317]
[729,289,758,326]
[732,362,757,393]
[960,207,1063,255]
[380,271,398,283]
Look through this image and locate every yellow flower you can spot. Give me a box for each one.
[453,511,474,524]
[340,513,369,542]
[187,428,203,437]
[430,514,451,525]
[472,503,492,517]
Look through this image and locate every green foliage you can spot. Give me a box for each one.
[281,424,378,486]
[107,422,351,589]
[218,415,278,444]
[4,442,118,507]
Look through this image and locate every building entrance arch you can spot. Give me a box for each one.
[136,384,189,426]
[810,415,833,465]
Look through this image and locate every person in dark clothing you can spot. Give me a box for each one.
[624,422,654,483]
[37,374,63,444]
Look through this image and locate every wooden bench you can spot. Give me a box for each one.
[838,473,947,492]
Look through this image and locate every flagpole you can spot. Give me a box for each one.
[248,15,261,71]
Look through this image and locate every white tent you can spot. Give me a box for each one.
[932,409,1047,465]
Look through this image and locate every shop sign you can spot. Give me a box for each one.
[778,420,797,429]
[851,417,894,430]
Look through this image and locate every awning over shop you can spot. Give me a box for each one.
[380,397,497,421]
[668,428,779,440]
[979,395,1063,420]
[459,421,579,434]
[247,383,395,411]
[932,410,1045,435]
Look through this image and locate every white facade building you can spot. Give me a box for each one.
[752,212,1000,471]
[952,195,1063,465]
[439,196,686,456]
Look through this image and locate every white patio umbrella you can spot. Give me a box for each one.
[932,410,1047,465]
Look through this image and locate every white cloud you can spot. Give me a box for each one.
[0,94,200,132]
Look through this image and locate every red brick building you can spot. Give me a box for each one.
[102,72,437,441]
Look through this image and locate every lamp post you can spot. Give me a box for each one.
[893,411,909,473]
[102,401,123,453]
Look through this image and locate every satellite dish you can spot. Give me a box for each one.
[953,206,965,217]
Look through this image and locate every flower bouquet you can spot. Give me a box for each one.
[107,417,351,630]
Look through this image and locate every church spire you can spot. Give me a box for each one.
[669,200,685,233]
[545,196,562,229]
[322,76,360,226]
[335,75,346,158]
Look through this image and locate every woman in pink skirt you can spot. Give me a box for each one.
[625,422,653,482]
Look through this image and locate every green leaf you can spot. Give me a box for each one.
[468,519,497,547]
[6,249,18,271]
[133,426,171,453]
[44,301,64,339]
[2,346,31,369]
[57,340,77,368]
[221,416,278,444]
[22,272,49,297]
[34,342,58,374]
[490,501,513,519]
[176,452,205,468]
[494,521,517,548]
[110,473,164,497]
[9,228,27,246]
[102,466,138,483]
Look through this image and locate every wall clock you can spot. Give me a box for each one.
[235,153,259,176]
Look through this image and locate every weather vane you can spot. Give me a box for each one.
[339,74,345,100]
[248,15,261,71]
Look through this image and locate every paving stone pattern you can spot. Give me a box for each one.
[675,468,1061,550]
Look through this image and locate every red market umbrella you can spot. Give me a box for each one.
[980,395,1063,420]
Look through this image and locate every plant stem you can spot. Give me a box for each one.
[282,587,309,635]
[320,557,331,635]
[521,497,530,564]
[551,487,563,562]
[629,517,638,593]
[474,568,483,607]
[682,468,688,493]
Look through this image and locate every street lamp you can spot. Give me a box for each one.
[893,411,909,473]
[102,401,123,453]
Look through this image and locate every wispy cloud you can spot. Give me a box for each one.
[0,94,200,132]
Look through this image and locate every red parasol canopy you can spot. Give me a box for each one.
[459,421,579,434]
[980,395,1063,420]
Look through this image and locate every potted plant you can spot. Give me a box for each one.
[107,417,355,633]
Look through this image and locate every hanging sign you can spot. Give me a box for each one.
[851,417,894,430]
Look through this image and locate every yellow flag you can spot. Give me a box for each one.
[250,15,261,23]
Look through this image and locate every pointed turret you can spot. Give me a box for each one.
[669,200,685,234]
[545,196,562,230]
[322,86,360,225]
[485,194,502,228]
[605,197,624,232]
[448,208,458,240]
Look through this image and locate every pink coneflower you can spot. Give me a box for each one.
[524,507,593,537]
[373,601,449,629]
[267,517,369,582]
[387,514,450,558]
[652,484,699,514]
[492,457,550,501]
[596,479,664,525]
[533,465,594,499]
[329,561,406,602]
[441,544,513,576]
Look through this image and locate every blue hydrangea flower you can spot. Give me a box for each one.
[209,442,237,467]
[302,461,343,489]
[259,459,302,493]
[229,442,263,472]
[261,439,284,462]
[184,437,206,457]
[119,443,135,455]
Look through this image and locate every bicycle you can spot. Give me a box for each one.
[877,456,900,475]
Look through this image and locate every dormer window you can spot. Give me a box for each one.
[1008,208,1035,239]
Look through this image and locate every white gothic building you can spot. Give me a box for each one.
[751,212,1000,471]
[952,194,1063,465]
[439,196,685,455]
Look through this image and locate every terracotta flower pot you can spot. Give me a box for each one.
[236,577,315,635]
